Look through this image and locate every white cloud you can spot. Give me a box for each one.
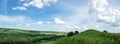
[43,0,58,6]
[23,3,30,7]
[89,0,108,13]
[27,0,58,8]
[98,15,116,23]
[0,15,31,23]
[37,21,43,25]
[0,15,37,30]
[26,23,30,27]
[65,25,80,29]
[54,18,65,25]
[29,0,44,8]
[13,0,58,10]
[91,0,108,12]
[89,0,120,27]
[74,25,80,29]
[12,6,27,10]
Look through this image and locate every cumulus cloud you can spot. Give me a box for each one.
[12,6,27,10]
[90,0,108,12]
[13,0,58,10]
[37,21,43,25]
[27,0,58,8]
[23,3,30,7]
[29,0,44,8]
[89,0,120,27]
[54,18,65,25]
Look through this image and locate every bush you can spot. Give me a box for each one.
[67,31,74,36]
[103,30,108,33]
[75,31,79,34]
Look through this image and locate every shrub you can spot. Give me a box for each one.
[75,31,79,34]
[67,31,74,36]
[103,30,108,33]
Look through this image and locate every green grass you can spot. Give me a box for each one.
[53,29,120,44]
[35,41,56,44]
[1,28,120,44]
[0,28,66,44]
[0,28,66,37]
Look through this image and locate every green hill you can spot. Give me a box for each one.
[54,29,120,44]
[0,28,66,37]
[1,28,120,44]
[0,28,66,44]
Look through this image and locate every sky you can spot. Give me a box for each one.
[0,0,120,32]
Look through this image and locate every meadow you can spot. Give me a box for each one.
[0,28,120,44]
[0,28,66,44]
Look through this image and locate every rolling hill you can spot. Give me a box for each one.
[1,28,120,44]
[53,29,120,44]
[0,28,66,44]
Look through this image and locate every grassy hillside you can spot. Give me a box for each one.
[1,28,120,44]
[54,29,120,44]
[0,28,66,44]
[0,28,66,37]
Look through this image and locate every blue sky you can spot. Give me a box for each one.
[0,0,120,32]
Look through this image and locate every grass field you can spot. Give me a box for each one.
[0,28,120,44]
[53,29,120,44]
[0,28,66,44]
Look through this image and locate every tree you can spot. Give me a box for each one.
[103,30,108,33]
[67,31,74,36]
[75,31,79,34]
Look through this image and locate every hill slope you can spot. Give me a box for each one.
[54,30,120,44]
[0,28,66,44]
[0,28,65,37]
